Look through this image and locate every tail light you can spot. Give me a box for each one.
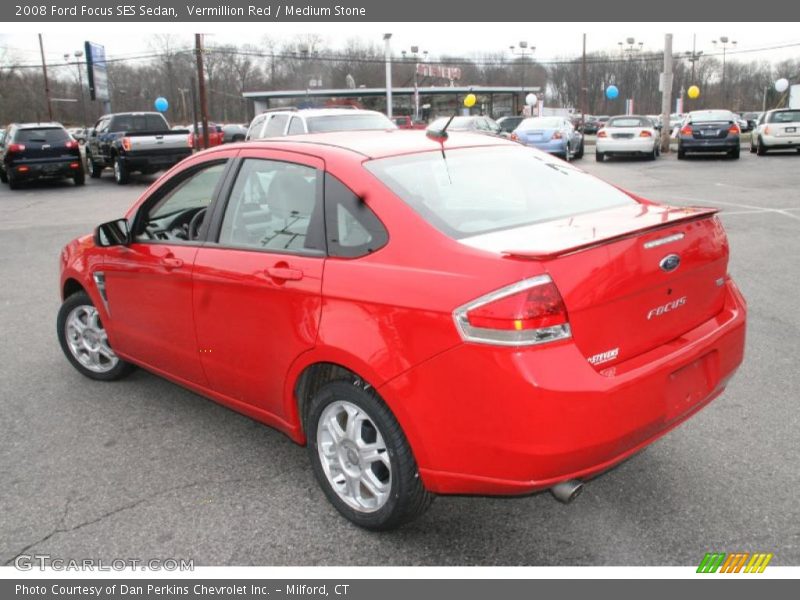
[65,140,79,150]
[680,124,693,136]
[69,162,81,169]
[453,275,571,346]
[764,126,771,135]
[510,132,518,142]
[639,130,653,137]
[121,137,132,152]
[7,143,25,153]
[552,131,563,139]
[17,166,30,173]
[188,134,194,148]
[728,123,740,135]
[597,130,607,138]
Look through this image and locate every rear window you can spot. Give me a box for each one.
[365,146,636,239]
[689,111,734,123]
[607,117,651,127]
[518,117,563,130]
[306,114,395,133]
[109,114,169,133]
[767,110,800,123]
[15,128,70,143]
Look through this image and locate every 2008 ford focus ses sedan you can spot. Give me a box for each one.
[57,131,746,530]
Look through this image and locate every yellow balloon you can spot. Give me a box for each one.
[463,93,477,108]
[687,85,700,99]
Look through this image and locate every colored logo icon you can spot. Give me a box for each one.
[697,552,773,573]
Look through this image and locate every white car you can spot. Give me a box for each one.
[595,115,660,161]
[246,108,396,140]
[750,109,800,155]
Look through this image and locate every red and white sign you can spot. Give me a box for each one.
[416,64,462,81]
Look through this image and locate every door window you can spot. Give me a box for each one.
[134,162,227,243]
[218,158,323,254]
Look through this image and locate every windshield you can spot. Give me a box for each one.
[607,117,651,128]
[767,110,800,123]
[689,111,734,123]
[518,117,563,130]
[306,113,395,133]
[365,146,636,239]
[15,128,70,143]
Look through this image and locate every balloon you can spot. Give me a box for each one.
[687,85,700,99]
[525,93,537,106]
[463,93,477,108]
[154,97,169,112]
[605,85,619,100]
[775,78,789,93]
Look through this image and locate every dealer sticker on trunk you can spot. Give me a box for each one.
[587,347,620,365]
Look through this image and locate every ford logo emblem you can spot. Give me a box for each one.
[660,254,681,272]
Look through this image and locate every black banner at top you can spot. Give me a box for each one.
[4,0,800,21]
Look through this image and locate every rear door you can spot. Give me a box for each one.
[192,149,326,417]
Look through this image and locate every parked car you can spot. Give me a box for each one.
[426,115,505,137]
[750,109,800,155]
[0,122,84,189]
[582,116,606,135]
[222,123,248,144]
[247,108,396,140]
[734,114,750,133]
[677,110,741,160]
[85,112,192,185]
[496,115,525,134]
[56,130,746,530]
[391,115,426,130]
[188,122,225,149]
[596,115,660,162]
[68,127,88,143]
[742,111,762,132]
[511,116,584,160]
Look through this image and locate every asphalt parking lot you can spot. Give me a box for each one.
[1,147,798,567]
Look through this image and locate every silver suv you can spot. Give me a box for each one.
[246,108,396,140]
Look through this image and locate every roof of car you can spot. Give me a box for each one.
[263,108,386,119]
[13,122,65,129]
[232,129,514,159]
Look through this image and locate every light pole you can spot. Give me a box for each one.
[383,33,393,119]
[402,45,427,121]
[509,41,535,114]
[712,36,737,106]
[65,50,88,129]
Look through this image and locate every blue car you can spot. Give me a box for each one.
[512,116,584,160]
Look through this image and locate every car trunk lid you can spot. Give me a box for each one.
[461,203,729,368]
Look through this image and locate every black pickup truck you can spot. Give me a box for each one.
[85,112,191,184]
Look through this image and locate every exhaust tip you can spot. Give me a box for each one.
[550,479,584,504]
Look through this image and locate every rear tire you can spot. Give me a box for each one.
[307,380,433,530]
[8,172,21,189]
[57,291,134,382]
[74,170,85,186]
[574,140,584,159]
[0,167,7,183]
[677,149,686,160]
[730,148,740,159]
[113,156,129,185]
[756,137,767,156]
[595,151,604,162]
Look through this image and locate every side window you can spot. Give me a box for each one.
[263,114,289,137]
[474,119,489,131]
[135,162,228,243]
[287,117,305,135]
[325,174,388,258]
[218,158,323,254]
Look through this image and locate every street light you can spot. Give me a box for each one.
[618,37,644,56]
[401,45,428,121]
[712,36,737,106]
[64,50,88,129]
[509,41,536,110]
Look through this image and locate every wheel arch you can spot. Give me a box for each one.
[62,277,86,301]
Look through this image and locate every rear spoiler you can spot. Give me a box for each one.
[501,207,719,261]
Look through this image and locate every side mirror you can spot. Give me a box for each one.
[94,218,130,247]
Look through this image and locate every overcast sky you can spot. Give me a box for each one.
[2,23,799,68]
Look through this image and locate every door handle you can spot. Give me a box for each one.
[161,257,184,270]
[265,266,303,281]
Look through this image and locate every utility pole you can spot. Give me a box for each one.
[190,76,200,152]
[195,34,210,149]
[384,33,393,119]
[38,34,53,121]
[581,34,587,119]
[660,33,673,154]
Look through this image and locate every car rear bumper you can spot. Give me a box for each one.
[679,137,740,153]
[761,134,800,149]
[522,139,568,155]
[380,279,746,495]
[118,149,192,171]
[596,138,655,154]
[8,159,83,179]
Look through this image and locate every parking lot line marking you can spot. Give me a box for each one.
[656,196,800,221]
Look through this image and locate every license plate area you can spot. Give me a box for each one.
[785,127,796,133]
[665,352,717,420]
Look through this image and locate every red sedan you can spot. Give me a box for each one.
[57,131,746,530]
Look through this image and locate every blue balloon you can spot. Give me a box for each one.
[605,85,619,100]
[154,97,169,112]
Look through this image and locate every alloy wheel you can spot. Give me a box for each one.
[64,305,119,373]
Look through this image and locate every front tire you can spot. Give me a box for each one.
[57,291,133,381]
[307,381,433,530]
[88,153,103,178]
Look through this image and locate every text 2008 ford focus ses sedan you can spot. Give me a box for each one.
[57,131,746,530]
